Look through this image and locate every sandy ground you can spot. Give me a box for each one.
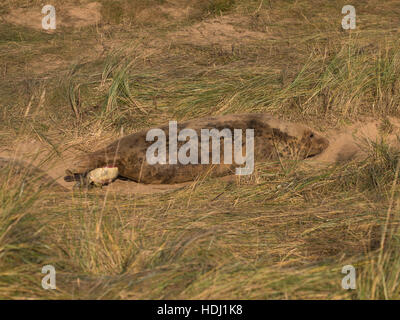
[312,117,400,163]
[4,2,102,30]
[169,15,269,50]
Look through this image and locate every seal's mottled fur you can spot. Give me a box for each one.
[66,114,329,184]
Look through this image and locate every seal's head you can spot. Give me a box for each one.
[298,128,330,158]
[269,120,329,159]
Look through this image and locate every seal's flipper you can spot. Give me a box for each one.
[64,172,86,182]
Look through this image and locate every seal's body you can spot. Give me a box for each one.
[66,114,329,184]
